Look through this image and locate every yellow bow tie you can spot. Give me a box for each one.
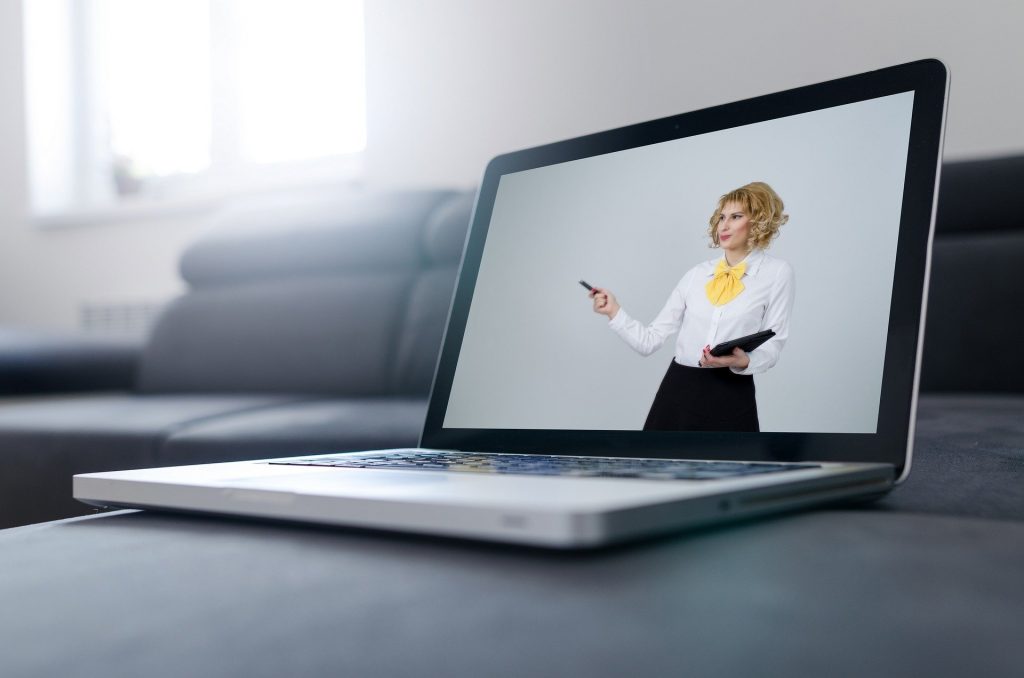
[705,259,747,306]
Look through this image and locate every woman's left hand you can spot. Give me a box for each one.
[699,346,750,370]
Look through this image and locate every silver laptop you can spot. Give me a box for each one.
[75,60,948,548]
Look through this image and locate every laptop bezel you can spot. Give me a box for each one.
[421,59,948,478]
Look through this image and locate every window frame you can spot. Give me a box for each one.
[24,0,366,228]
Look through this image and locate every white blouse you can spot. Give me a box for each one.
[607,249,795,376]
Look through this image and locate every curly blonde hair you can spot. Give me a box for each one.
[707,182,789,251]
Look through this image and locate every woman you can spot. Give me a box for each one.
[590,182,794,432]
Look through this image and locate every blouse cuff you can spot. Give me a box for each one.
[730,350,761,376]
[608,308,630,330]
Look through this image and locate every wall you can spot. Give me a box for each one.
[363,0,1024,187]
[1,0,1022,331]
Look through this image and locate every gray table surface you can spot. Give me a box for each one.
[2,394,1022,678]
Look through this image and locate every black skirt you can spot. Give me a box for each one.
[643,360,759,432]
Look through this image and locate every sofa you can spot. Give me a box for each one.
[0,187,475,528]
[0,154,1020,531]
[919,154,1024,393]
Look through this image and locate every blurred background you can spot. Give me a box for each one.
[0,0,1022,335]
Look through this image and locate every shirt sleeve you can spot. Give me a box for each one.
[731,261,795,376]
[607,273,689,357]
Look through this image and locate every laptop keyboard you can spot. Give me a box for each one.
[269,450,819,481]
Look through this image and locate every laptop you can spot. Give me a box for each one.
[74,59,948,548]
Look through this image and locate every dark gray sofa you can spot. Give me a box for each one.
[1,154,1020,531]
[919,154,1024,393]
[0,160,1022,677]
[0,329,139,397]
[0,188,474,528]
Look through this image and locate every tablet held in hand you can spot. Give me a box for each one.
[709,330,776,357]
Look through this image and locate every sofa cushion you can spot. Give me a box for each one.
[0,394,300,528]
[137,274,414,395]
[2,508,1022,678]
[139,189,473,397]
[919,230,1024,392]
[180,189,454,288]
[391,268,459,395]
[159,398,428,464]
[387,191,472,394]
[871,394,1024,520]
[421,191,474,266]
[935,155,1024,235]
[0,329,139,396]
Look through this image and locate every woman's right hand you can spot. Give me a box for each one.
[589,287,620,319]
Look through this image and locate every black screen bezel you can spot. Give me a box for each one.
[421,59,948,476]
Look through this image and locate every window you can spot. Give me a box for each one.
[23,0,366,221]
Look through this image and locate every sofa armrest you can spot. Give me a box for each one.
[0,329,141,396]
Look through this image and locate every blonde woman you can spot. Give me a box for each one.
[590,182,795,431]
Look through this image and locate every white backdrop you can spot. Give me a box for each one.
[444,92,915,432]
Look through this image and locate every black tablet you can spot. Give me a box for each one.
[709,330,776,357]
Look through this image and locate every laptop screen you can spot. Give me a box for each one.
[423,60,947,471]
[445,92,913,434]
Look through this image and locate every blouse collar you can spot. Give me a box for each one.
[705,248,767,278]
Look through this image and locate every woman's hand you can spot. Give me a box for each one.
[589,287,620,319]
[699,345,750,370]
